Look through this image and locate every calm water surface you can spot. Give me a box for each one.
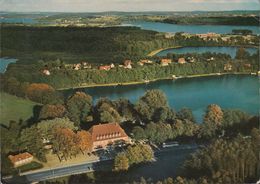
[65,75,259,122]
[0,18,38,24]
[0,58,17,73]
[124,21,260,34]
[157,46,258,58]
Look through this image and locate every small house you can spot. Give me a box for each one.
[224,63,232,71]
[99,65,111,71]
[8,152,33,167]
[160,59,172,66]
[138,59,153,66]
[124,60,132,69]
[82,62,92,69]
[42,69,51,76]
[244,63,251,68]
[178,58,186,64]
[73,63,81,70]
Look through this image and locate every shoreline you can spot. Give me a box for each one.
[57,72,256,91]
[147,46,183,56]
[147,45,259,57]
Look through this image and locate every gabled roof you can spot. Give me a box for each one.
[89,123,128,142]
[8,152,33,164]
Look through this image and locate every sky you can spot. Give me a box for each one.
[0,0,259,12]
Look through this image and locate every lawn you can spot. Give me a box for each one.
[0,92,39,126]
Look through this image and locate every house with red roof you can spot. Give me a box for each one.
[89,123,130,151]
[8,152,33,167]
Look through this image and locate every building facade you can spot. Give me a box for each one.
[89,123,130,151]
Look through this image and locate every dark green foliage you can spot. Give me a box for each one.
[1,25,174,64]
[95,98,121,123]
[132,126,147,140]
[183,130,260,183]
[127,143,154,165]
[177,108,195,122]
[17,161,43,173]
[66,92,92,126]
[162,16,259,26]
[232,29,253,35]
[135,90,169,122]
[19,126,47,162]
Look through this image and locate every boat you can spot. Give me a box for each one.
[162,141,179,148]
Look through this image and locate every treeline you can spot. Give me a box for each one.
[161,16,260,26]
[182,129,260,183]
[2,50,259,89]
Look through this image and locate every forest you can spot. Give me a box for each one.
[160,16,260,26]
[1,25,174,64]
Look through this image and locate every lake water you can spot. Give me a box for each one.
[0,18,38,24]
[156,46,258,58]
[0,58,17,73]
[66,75,259,123]
[124,21,260,34]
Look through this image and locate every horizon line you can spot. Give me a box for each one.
[1,9,260,14]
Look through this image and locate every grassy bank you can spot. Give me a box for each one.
[0,92,39,125]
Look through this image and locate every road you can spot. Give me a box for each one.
[3,144,200,184]
[3,158,113,184]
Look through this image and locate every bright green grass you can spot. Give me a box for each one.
[0,92,38,125]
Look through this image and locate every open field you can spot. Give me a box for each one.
[0,92,39,125]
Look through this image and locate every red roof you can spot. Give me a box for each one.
[160,59,172,63]
[89,123,128,142]
[8,152,33,164]
[99,65,111,70]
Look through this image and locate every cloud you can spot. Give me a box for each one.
[0,0,259,12]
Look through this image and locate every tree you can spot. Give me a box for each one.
[125,144,154,166]
[235,47,250,60]
[37,118,77,142]
[66,92,92,126]
[204,104,223,126]
[135,90,168,122]
[25,83,62,104]
[52,128,78,160]
[132,126,146,140]
[199,104,223,139]
[19,126,47,162]
[114,98,136,121]
[76,130,92,153]
[39,104,66,120]
[177,108,196,122]
[113,153,129,171]
[96,99,121,123]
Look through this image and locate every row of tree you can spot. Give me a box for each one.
[113,144,154,171]
[2,49,258,89]
[182,128,260,183]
